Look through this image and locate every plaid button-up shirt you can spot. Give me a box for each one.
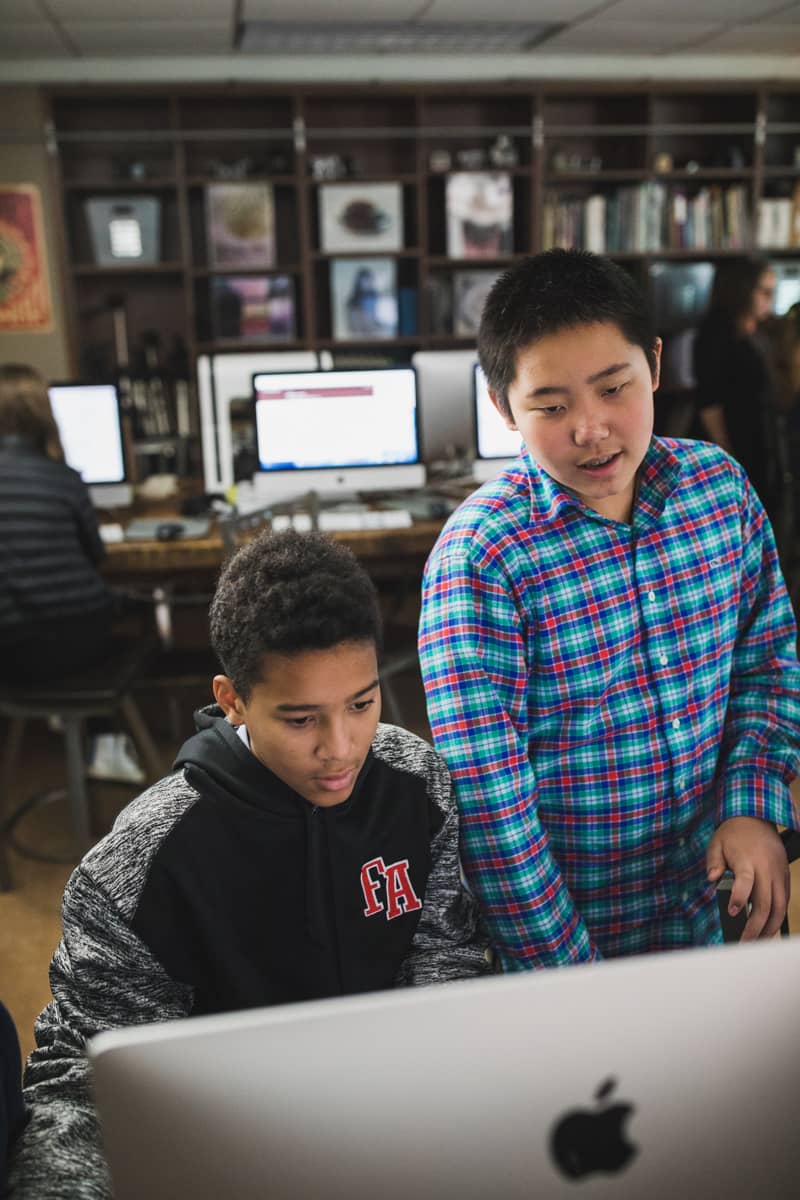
[418,437,800,970]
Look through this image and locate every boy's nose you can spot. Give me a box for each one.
[572,406,609,446]
[318,720,351,762]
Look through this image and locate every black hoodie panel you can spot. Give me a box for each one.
[131,710,443,1014]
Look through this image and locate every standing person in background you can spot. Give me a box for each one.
[692,256,780,521]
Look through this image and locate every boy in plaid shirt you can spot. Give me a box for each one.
[418,249,800,971]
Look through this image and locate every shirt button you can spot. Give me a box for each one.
[678,836,687,848]
[659,653,668,665]
[672,718,681,730]
[682,890,690,903]
[648,590,656,602]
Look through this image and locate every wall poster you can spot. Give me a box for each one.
[0,184,53,333]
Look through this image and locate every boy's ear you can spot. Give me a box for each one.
[651,337,663,393]
[213,675,247,725]
[488,388,517,431]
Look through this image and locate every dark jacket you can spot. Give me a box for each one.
[8,711,489,1199]
[1,1002,24,1199]
[0,439,111,645]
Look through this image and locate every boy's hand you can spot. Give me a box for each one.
[706,817,790,941]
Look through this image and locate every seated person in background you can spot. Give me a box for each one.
[0,364,115,681]
[692,257,781,522]
[0,363,145,782]
[1,1002,25,1196]
[8,530,490,1200]
[418,248,800,973]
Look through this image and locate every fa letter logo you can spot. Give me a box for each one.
[360,857,423,920]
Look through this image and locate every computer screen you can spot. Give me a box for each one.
[251,366,425,502]
[411,349,476,464]
[48,383,126,486]
[472,363,523,481]
[769,260,800,315]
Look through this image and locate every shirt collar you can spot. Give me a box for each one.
[525,437,684,529]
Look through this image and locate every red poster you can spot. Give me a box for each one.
[0,184,53,333]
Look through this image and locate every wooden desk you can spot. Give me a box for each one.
[102,518,444,582]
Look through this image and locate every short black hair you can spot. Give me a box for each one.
[478,249,659,419]
[209,529,383,700]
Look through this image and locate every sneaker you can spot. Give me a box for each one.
[86,733,146,785]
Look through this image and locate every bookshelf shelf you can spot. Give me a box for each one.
[45,78,800,438]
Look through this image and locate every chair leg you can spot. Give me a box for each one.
[64,718,92,853]
[1,717,26,823]
[119,694,166,781]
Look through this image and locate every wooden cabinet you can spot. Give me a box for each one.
[46,81,800,416]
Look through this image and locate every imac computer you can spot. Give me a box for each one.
[411,349,477,464]
[246,365,425,506]
[197,351,319,494]
[471,362,523,482]
[769,259,800,315]
[48,382,132,507]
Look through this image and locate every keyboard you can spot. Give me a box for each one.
[123,517,211,541]
[271,509,413,533]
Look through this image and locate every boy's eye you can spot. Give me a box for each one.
[350,698,376,714]
[537,404,565,415]
[285,715,314,729]
[602,381,627,397]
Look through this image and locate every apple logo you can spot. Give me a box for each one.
[549,1077,638,1180]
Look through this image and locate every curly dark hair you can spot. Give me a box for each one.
[209,529,383,699]
[478,249,659,419]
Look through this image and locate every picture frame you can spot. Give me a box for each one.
[445,172,513,260]
[210,275,296,342]
[205,182,276,270]
[330,257,398,341]
[319,182,404,254]
[452,269,500,336]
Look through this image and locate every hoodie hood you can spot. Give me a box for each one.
[173,704,374,819]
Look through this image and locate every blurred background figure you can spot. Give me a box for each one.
[1,999,25,1193]
[0,364,144,782]
[692,257,779,513]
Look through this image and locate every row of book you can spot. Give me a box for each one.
[756,185,800,249]
[542,183,752,254]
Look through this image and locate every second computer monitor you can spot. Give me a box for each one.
[472,363,523,482]
[251,365,425,503]
[48,382,131,506]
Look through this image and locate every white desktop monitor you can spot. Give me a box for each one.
[251,365,425,503]
[48,382,131,506]
[472,362,523,482]
[411,349,477,464]
[769,260,800,316]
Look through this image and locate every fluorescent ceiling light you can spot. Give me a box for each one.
[237,21,562,55]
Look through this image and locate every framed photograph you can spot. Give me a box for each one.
[211,275,296,341]
[319,182,403,253]
[205,182,275,269]
[330,257,398,341]
[445,172,513,259]
[452,269,500,336]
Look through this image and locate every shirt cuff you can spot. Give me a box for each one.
[716,770,800,831]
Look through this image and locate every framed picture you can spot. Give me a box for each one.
[0,184,53,332]
[452,269,500,336]
[205,182,275,269]
[445,172,513,259]
[330,257,398,341]
[319,182,403,253]
[211,275,296,341]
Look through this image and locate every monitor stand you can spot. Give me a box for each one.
[89,483,134,508]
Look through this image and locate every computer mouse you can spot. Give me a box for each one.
[155,521,184,542]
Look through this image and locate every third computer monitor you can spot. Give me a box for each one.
[472,363,524,482]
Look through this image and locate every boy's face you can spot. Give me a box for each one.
[490,321,661,524]
[213,640,381,808]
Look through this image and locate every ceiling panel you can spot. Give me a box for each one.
[66,21,232,54]
[425,0,598,18]
[0,22,71,56]
[242,0,423,18]
[47,0,233,18]
[699,23,800,49]
[599,0,794,19]
[540,19,720,53]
